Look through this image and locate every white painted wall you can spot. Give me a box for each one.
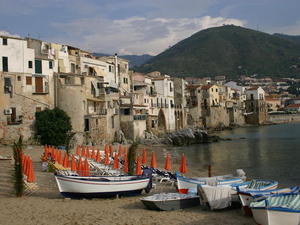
[0,36,34,73]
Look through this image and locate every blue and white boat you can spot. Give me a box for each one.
[177,171,246,194]
[55,174,151,199]
[250,193,300,225]
[237,179,280,215]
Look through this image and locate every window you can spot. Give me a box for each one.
[109,65,112,72]
[216,88,218,92]
[28,61,33,68]
[36,107,42,112]
[35,60,42,74]
[4,77,12,93]
[10,107,16,123]
[94,102,96,112]
[111,116,114,128]
[71,63,75,73]
[49,61,53,69]
[2,38,7,45]
[2,56,8,72]
[26,76,32,85]
[84,118,90,131]
[17,76,21,81]
[96,119,98,125]
[123,77,128,84]
[169,83,173,92]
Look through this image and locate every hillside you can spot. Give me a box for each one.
[93,53,153,68]
[273,33,300,44]
[136,25,300,78]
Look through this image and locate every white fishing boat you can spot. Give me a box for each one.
[141,193,200,211]
[176,169,246,194]
[237,179,280,216]
[250,194,300,225]
[54,174,151,198]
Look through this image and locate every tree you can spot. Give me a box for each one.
[35,107,72,146]
[13,136,24,197]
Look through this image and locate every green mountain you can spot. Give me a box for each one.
[136,25,300,78]
[93,53,153,68]
[273,33,300,45]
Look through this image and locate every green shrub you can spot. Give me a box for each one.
[35,107,72,146]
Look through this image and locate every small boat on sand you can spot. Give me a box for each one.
[237,179,279,215]
[250,193,300,225]
[55,174,151,199]
[177,170,246,194]
[141,193,200,211]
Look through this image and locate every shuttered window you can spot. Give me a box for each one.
[2,56,8,72]
[35,77,43,93]
[35,60,42,74]
[26,77,32,85]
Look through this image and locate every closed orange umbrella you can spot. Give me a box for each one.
[76,145,80,155]
[27,158,36,183]
[81,146,85,158]
[123,147,127,157]
[51,147,55,160]
[58,150,63,165]
[113,153,119,169]
[62,152,69,168]
[123,153,128,173]
[85,146,90,158]
[95,149,101,163]
[135,155,142,176]
[142,148,147,164]
[23,155,29,175]
[179,154,187,174]
[104,150,110,165]
[104,144,109,155]
[91,147,96,160]
[71,155,77,171]
[150,152,157,168]
[77,157,83,176]
[164,153,172,171]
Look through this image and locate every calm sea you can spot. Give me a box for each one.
[169,123,300,186]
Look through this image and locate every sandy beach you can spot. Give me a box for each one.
[0,145,255,225]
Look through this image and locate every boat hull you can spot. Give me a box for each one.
[141,197,200,211]
[252,208,269,225]
[55,175,150,199]
[268,209,300,225]
[177,175,243,194]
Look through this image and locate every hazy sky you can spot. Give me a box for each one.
[0,0,299,55]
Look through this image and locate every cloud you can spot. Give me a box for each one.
[0,30,20,38]
[51,15,246,55]
[269,20,300,35]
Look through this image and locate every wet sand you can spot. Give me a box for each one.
[0,145,255,225]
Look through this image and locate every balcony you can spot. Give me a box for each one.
[98,108,107,115]
[133,115,147,120]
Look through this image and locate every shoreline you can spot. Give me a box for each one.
[0,145,255,225]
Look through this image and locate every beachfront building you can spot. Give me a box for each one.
[245,86,268,124]
[185,84,204,128]
[173,77,188,130]
[0,36,56,143]
[55,46,123,145]
[147,72,175,132]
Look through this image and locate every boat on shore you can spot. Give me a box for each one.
[141,193,200,211]
[54,174,151,199]
[250,193,300,225]
[177,170,246,194]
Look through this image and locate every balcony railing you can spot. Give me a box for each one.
[98,108,107,115]
[133,115,147,120]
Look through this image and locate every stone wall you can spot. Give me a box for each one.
[205,107,230,128]
[267,114,300,123]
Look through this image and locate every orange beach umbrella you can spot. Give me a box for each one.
[164,153,172,171]
[123,153,128,173]
[71,155,77,171]
[150,152,157,168]
[62,152,69,168]
[95,149,101,163]
[179,154,187,174]
[104,150,110,165]
[142,148,147,164]
[77,157,83,176]
[76,145,81,156]
[135,156,142,175]
[27,158,36,183]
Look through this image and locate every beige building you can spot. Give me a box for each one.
[0,36,56,143]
